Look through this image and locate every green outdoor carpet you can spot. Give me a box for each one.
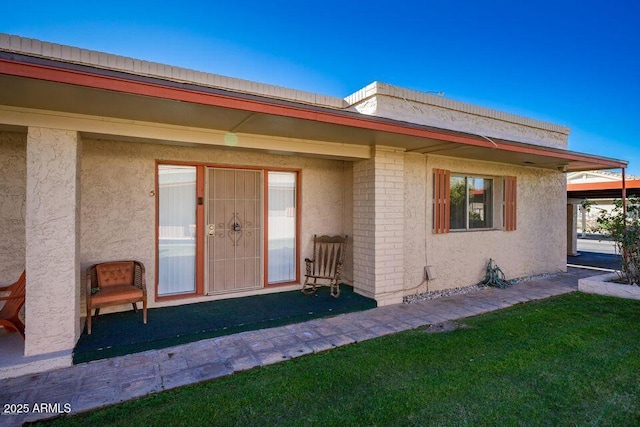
[73,285,376,364]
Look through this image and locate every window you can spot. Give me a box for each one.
[434,169,515,233]
[157,165,197,296]
[450,175,493,230]
[267,171,297,284]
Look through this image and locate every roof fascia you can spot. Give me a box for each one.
[0,56,627,171]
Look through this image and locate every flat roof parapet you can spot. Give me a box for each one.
[345,81,570,135]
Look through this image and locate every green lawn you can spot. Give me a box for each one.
[40,292,640,426]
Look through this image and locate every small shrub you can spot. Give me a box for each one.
[595,197,640,285]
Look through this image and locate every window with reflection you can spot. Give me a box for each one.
[450,175,493,230]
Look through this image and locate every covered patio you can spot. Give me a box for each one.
[73,284,375,364]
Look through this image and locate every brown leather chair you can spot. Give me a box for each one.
[0,270,26,339]
[86,261,147,334]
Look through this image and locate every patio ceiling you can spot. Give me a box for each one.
[0,52,627,171]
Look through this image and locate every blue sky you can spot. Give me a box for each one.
[4,1,639,173]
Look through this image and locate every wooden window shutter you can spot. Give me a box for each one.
[433,168,450,234]
[504,176,517,231]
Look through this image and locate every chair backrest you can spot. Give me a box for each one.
[0,271,26,317]
[95,261,135,288]
[311,235,347,277]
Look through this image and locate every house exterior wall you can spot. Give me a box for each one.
[80,137,351,311]
[0,129,568,315]
[0,131,26,282]
[403,153,428,293]
[416,155,567,291]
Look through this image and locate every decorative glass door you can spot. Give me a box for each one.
[206,168,262,294]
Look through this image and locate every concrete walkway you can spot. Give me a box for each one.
[0,267,598,426]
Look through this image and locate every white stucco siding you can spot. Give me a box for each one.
[407,155,566,292]
[403,153,428,293]
[80,138,350,311]
[0,131,26,282]
[346,82,570,150]
[374,97,568,149]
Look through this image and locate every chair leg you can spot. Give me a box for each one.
[1,318,25,339]
[132,302,138,313]
[87,308,92,335]
[330,280,340,298]
[15,319,25,339]
[301,277,317,295]
[142,299,147,325]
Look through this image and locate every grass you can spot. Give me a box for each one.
[39,292,640,426]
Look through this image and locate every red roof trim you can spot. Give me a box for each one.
[568,180,640,191]
[0,58,626,169]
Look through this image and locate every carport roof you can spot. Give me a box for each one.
[568,180,640,199]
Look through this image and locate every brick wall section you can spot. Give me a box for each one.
[353,146,405,306]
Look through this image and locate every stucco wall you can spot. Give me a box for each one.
[405,154,567,293]
[25,127,81,356]
[403,153,428,293]
[80,138,350,311]
[373,96,568,149]
[0,131,26,282]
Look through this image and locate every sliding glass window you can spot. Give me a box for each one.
[449,175,493,230]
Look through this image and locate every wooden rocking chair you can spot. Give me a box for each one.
[0,270,26,339]
[86,261,147,335]
[302,235,347,298]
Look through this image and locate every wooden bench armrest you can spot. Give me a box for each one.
[137,262,147,291]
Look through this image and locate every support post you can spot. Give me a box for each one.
[24,127,81,358]
[353,146,405,306]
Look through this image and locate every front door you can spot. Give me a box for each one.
[206,168,262,294]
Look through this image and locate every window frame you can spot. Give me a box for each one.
[449,174,495,231]
[265,169,301,286]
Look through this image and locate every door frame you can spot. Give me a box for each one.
[155,160,301,301]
